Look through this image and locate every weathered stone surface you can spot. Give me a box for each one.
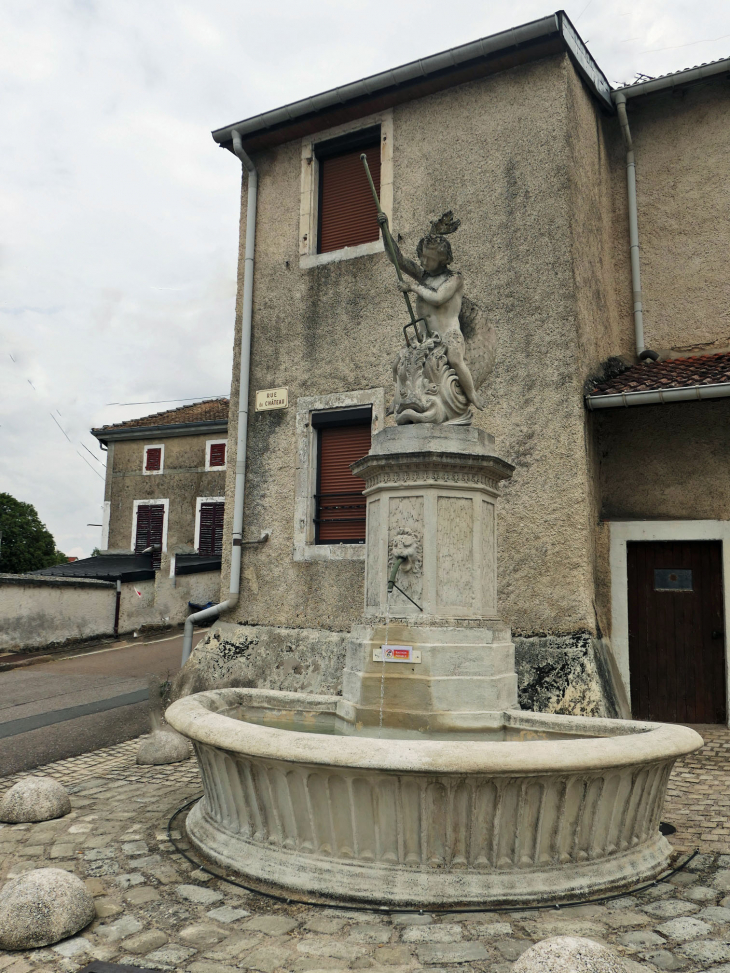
[512,936,630,973]
[175,883,223,906]
[122,928,169,953]
[696,905,730,923]
[137,729,190,765]
[617,930,666,949]
[713,870,730,890]
[416,941,490,964]
[655,917,711,941]
[0,867,95,949]
[678,939,730,964]
[206,904,250,923]
[0,777,71,823]
[179,923,228,946]
[639,949,688,970]
[642,900,700,918]
[683,885,718,902]
[245,915,300,936]
[401,923,462,943]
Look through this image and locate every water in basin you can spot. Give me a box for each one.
[228,705,603,741]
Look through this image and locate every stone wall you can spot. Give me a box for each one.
[173,622,625,718]
[0,575,115,652]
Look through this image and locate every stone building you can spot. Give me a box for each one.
[187,12,730,724]
[91,398,229,565]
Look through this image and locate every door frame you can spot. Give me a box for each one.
[610,520,730,726]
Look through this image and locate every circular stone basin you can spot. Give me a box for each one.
[166,688,702,906]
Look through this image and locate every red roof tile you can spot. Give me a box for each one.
[93,398,229,432]
[588,353,730,397]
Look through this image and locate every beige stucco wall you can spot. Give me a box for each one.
[623,81,730,354]
[107,434,226,553]
[597,400,730,522]
[118,570,223,633]
[0,576,115,651]
[219,53,632,640]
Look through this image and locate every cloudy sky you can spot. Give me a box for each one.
[2,0,729,559]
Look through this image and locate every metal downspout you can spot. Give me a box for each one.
[613,91,645,357]
[181,129,257,665]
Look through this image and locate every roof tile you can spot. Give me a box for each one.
[589,353,730,397]
[93,398,229,432]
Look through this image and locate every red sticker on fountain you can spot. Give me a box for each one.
[374,645,420,663]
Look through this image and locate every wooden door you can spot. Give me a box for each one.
[627,540,726,723]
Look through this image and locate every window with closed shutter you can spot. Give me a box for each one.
[209,443,226,468]
[315,415,371,544]
[144,447,162,472]
[318,131,381,255]
[199,502,225,556]
[134,504,164,568]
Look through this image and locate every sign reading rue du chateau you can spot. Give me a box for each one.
[255,387,288,412]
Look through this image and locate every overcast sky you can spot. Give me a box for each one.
[2,0,729,559]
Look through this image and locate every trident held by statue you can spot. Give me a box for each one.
[360,154,426,345]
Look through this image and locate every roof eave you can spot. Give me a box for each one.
[615,57,730,101]
[586,382,730,409]
[212,11,612,153]
[91,418,228,445]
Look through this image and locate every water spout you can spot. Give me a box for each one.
[387,556,406,593]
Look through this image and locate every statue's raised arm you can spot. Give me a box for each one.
[377,213,423,282]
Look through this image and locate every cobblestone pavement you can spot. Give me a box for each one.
[1,729,730,973]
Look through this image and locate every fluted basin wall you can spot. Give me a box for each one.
[166,689,703,905]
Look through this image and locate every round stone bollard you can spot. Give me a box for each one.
[137,728,190,765]
[513,936,630,973]
[0,868,95,950]
[0,776,71,823]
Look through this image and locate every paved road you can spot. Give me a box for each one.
[0,629,208,775]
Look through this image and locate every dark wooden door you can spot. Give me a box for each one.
[627,540,725,723]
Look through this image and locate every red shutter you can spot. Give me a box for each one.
[199,502,225,556]
[134,504,164,568]
[317,425,371,543]
[145,447,162,471]
[319,144,381,254]
[209,443,226,467]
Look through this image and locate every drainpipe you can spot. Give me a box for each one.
[613,91,652,360]
[180,129,258,665]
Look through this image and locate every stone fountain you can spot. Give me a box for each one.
[167,212,701,906]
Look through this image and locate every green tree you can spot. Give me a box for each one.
[0,493,67,573]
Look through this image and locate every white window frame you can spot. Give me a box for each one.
[294,389,385,562]
[610,519,730,727]
[131,498,170,553]
[142,443,165,475]
[195,496,225,553]
[205,439,228,472]
[299,109,393,270]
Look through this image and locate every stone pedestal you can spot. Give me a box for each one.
[343,425,517,729]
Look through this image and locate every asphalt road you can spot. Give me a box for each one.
[0,629,208,775]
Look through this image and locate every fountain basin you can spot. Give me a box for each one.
[166,688,702,906]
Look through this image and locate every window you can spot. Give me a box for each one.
[299,111,393,269]
[133,502,165,568]
[314,408,372,544]
[143,444,164,474]
[196,497,225,555]
[317,127,381,254]
[206,439,227,470]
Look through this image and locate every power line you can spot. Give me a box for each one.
[79,441,106,467]
[104,395,228,407]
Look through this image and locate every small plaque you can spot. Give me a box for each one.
[373,645,421,664]
[654,569,693,591]
[255,387,288,412]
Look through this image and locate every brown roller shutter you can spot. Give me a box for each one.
[199,501,225,556]
[319,144,381,254]
[134,503,164,568]
[316,424,371,543]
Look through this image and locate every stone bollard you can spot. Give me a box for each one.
[0,776,71,823]
[513,936,631,973]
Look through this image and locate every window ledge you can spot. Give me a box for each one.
[294,542,366,562]
[300,239,384,270]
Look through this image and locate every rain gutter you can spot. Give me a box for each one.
[586,383,730,410]
[181,132,261,665]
